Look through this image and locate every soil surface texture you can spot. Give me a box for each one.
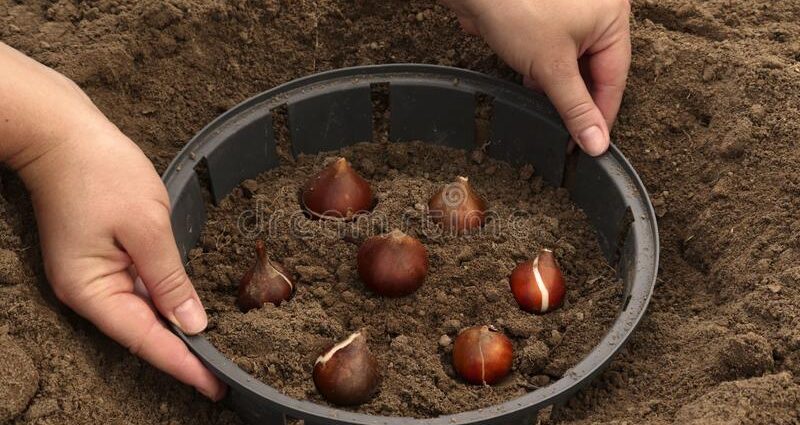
[1,0,800,424]
[191,141,621,418]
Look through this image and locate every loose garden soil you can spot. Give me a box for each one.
[1,0,800,424]
[191,141,621,418]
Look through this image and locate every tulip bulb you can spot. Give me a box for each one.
[452,325,513,385]
[301,158,373,220]
[313,332,380,406]
[357,229,429,297]
[509,249,566,314]
[428,176,486,233]
[237,240,293,312]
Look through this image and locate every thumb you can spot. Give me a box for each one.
[534,57,610,156]
[117,204,208,335]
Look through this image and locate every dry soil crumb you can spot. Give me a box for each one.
[0,332,39,422]
[0,249,25,286]
[674,372,800,425]
[718,332,775,379]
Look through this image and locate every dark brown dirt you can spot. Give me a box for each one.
[1,0,800,424]
[190,142,620,418]
[0,332,39,423]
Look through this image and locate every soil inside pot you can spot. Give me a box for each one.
[3,1,800,423]
[189,140,623,418]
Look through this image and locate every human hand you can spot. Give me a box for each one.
[442,0,632,156]
[3,44,225,400]
[21,126,226,400]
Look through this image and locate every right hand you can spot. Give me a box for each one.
[442,0,632,156]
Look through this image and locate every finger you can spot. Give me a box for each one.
[66,271,226,400]
[522,75,543,93]
[458,16,480,35]
[533,55,610,156]
[587,33,631,129]
[116,203,207,335]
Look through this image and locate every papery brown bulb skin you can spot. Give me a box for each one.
[509,249,566,314]
[301,158,373,220]
[428,176,486,233]
[236,240,294,312]
[357,229,429,297]
[313,332,380,406]
[452,325,513,385]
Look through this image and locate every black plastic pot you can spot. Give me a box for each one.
[162,65,659,425]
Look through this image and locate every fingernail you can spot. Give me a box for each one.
[174,298,207,335]
[577,126,607,156]
[196,384,225,401]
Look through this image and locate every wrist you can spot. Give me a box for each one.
[15,118,122,194]
[0,43,112,178]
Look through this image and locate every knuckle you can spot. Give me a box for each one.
[128,319,159,357]
[607,0,632,18]
[139,206,172,232]
[170,349,194,376]
[128,340,145,357]
[149,267,192,300]
[596,77,628,92]
[562,101,597,123]
[544,59,579,81]
[133,209,173,247]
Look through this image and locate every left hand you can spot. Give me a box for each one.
[17,109,226,401]
[2,42,224,400]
